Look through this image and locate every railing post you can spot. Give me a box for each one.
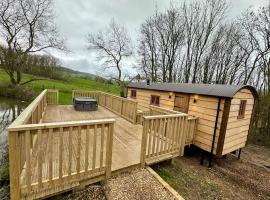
[133,102,138,124]
[180,116,188,156]
[105,122,114,179]
[140,119,149,168]
[9,131,21,200]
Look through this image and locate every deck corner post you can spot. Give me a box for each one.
[105,122,114,179]
[140,119,149,168]
[8,131,21,200]
[180,116,188,156]
[133,102,138,124]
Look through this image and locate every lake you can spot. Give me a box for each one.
[0,97,27,160]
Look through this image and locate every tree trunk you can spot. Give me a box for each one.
[16,71,21,84]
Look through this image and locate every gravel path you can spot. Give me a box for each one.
[47,184,106,200]
[104,169,176,200]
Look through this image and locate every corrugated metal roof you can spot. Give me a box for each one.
[128,82,257,98]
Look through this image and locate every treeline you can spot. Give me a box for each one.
[22,54,70,81]
[137,0,270,146]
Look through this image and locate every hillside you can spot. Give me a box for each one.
[0,69,120,104]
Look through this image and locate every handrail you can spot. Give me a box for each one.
[9,90,48,127]
[72,90,138,124]
[8,118,116,131]
[144,113,187,120]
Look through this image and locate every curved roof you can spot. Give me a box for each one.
[128,82,258,98]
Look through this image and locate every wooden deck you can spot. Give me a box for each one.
[8,90,196,200]
[42,105,143,171]
[20,105,142,186]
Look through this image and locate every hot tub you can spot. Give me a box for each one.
[73,97,98,111]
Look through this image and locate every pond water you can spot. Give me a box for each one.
[0,97,27,160]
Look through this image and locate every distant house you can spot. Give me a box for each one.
[127,82,258,156]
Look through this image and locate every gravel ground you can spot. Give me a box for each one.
[46,184,106,200]
[104,169,176,200]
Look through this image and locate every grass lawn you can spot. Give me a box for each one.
[0,69,120,104]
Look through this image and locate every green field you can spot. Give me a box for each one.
[0,69,120,104]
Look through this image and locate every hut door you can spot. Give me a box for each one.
[174,94,189,113]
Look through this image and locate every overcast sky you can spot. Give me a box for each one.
[50,0,269,75]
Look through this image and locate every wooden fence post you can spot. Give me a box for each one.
[133,102,138,124]
[105,122,114,179]
[140,119,149,168]
[9,131,21,200]
[180,116,188,156]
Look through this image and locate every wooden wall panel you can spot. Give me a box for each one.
[188,94,224,154]
[222,88,254,155]
[127,88,175,111]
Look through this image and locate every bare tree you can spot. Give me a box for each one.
[86,19,133,97]
[0,0,65,85]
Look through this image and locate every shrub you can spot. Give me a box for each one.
[0,84,36,101]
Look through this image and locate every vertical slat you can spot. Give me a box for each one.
[25,130,31,191]
[160,118,165,154]
[48,128,53,182]
[174,117,180,150]
[37,129,42,188]
[68,127,72,176]
[152,119,157,156]
[85,125,90,172]
[155,119,161,156]
[100,124,105,168]
[59,127,63,179]
[170,117,176,152]
[76,126,81,173]
[164,118,168,150]
[92,124,97,170]
[147,119,153,157]
[105,123,114,178]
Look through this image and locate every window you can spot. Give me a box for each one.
[238,100,247,119]
[130,90,136,98]
[150,95,160,106]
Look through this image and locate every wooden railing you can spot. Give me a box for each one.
[149,105,180,115]
[10,89,58,127]
[72,90,100,100]
[47,89,59,105]
[140,113,188,166]
[8,119,114,200]
[186,116,198,145]
[72,90,138,124]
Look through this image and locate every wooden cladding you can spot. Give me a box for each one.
[150,95,160,106]
[238,100,247,119]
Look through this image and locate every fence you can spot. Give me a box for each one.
[140,113,188,166]
[186,116,198,145]
[72,90,138,124]
[8,89,115,200]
